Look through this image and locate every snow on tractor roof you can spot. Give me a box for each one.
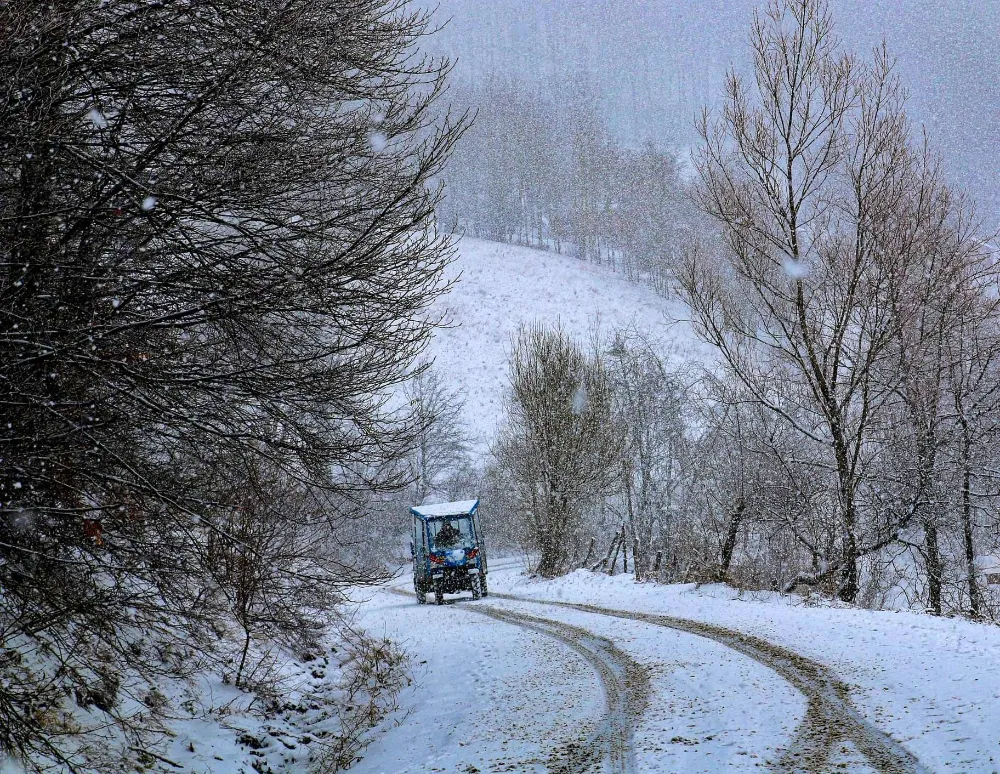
[410,499,479,519]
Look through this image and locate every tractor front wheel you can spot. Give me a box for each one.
[434,578,444,605]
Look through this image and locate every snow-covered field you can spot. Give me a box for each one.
[425,238,707,452]
[353,561,1000,773]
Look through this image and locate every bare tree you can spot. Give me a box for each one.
[198,448,388,690]
[680,0,988,602]
[494,322,621,577]
[939,299,1000,618]
[0,0,464,768]
[404,362,470,505]
[606,329,687,580]
[687,388,758,584]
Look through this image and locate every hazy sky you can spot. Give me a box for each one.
[426,0,1000,228]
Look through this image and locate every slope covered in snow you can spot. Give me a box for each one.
[425,237,708,453]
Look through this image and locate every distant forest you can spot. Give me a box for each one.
[425,0,1000,232]
[439,78,695,294]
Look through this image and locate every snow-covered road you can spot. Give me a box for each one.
[352,564,799,773]
[352,563,999,773]
[486,595,923,774]
[459,600,644,774]
[350,575,606,773]
[353,583,797,772]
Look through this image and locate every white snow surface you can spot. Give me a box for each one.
[494,567,1000,773]
[410,499,479,517]
[426,238,707,453]
[353,565,800,773]
[352,561,1000,773]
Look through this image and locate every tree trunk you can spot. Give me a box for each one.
[608,530,622,575]
[621,458,635,576]
[236,625,252,689]
[833,436,861,603]
[924,520,943,615]
[538,535,560,577]
[719,497,746,581]
[538,512,560,577]
[956,418,981,618]
[538,487,565,577]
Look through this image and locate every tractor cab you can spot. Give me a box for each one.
[410,500,488,605]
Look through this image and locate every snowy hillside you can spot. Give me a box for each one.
[425,237,707,452]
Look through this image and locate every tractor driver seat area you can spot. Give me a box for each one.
[435,521,460,547]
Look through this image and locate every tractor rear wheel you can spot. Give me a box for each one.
[416,586,426,604]
[479,573,488,597]
[434,578,444,605]
[471,573,482,600]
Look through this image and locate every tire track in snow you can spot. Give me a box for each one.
[470,605,646,774]
[494,593,929,774]
[389,588,646,774]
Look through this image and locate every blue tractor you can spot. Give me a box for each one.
[410,500,488,605]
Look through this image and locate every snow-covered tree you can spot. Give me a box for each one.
[606,329,688,580]
[681,0,996,606]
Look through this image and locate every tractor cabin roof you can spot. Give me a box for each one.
[410,500,480,520]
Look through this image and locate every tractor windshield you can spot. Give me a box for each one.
[428,517,475,549]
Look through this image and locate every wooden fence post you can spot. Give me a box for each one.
[593,532,619,573]
[608,531,622,576]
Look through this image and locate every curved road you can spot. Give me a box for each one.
[468,604,647,774]
[491,593,929,774]
[389,586,647,774]
[380,571,929,774]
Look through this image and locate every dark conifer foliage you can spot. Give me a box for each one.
[0,0,462,765]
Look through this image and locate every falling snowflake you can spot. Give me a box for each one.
[782,258,810,279]
[141,196,158,211]
[87,108,108,129]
